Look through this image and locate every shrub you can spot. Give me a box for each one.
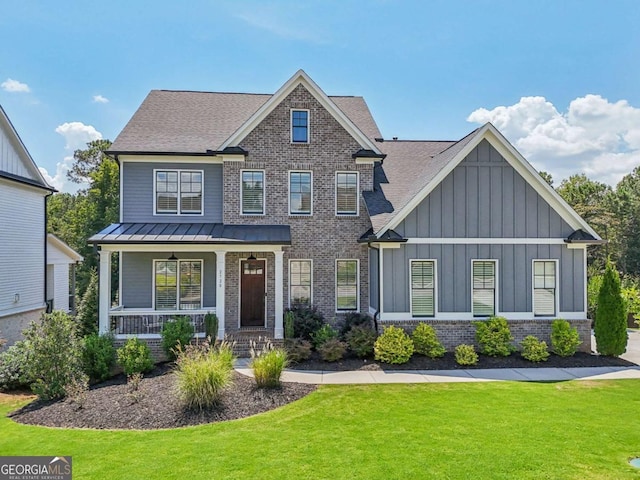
[127,372,144,404]
[64,375,89,409]
[0,340,33,391]
[204,312,219,340]
[174,342,234,409]
[595,261,628,356]
[24,311,85,400]
[251,348,288,388]
[474,316,515,357]
[520,335,550,362]
[318,338,347,362]
[551,319,581,357]
[374,326,414,364]
[283,338,312,363]
[82,333,116,382]
[311,324,338,348]
[75,268,99,337]
[339,312,373,337]
[161,316,195,360]
[284,311,295,339]
[345,326,377,358]
[116,338,154,376]
[412,323,446,358]
[287,305,324,341]
[455,344,479,366]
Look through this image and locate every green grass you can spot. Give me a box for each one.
[2,381,640,479]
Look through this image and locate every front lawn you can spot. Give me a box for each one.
[2,381,640,479]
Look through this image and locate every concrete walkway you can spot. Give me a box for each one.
[235,330,640,385]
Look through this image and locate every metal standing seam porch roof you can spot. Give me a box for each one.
[89,223,291,245]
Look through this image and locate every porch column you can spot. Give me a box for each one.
[98,249,112,334]
[274,250,284,339]
[215,250,226,339]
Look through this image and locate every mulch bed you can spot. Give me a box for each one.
[9,364,315,430]
[289,351,637,371]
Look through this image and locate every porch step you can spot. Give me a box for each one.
[225,332,283,358]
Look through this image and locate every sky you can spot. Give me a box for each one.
[1,0,639,193]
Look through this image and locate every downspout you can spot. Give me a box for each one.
[367,243,380,333]
[44,191,53,313]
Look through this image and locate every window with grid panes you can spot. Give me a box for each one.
[241,170,264,214]
[289,260,312,306]
[533,261,556,316]
[336,172,358,215]
[411,260,435,316]
[289,172,312,214]
[155,170,202,214]
[155,260,202,310]
[336,260,358,310]
[472,260,495,316]
[291,110,308,143]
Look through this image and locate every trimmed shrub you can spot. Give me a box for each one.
[283,338,312,363]
[83,333,116,382]
[520,335,550,362]
[339,312,373,337]
[24,311,85,400]
[455,344,479,366]
[284,311,295,339]
[251,348,288,388]
[318,338,347,362]
[0,340,33,391]
[346,326,377,358]
[412,323,446,358]
[161,316,195,360]
[204,312,219,340]
[594,261,628,356]
[287,305,324,341]
[374,326,414,364]
[117,338,154,376]
[551,319,581,357]
[474,316,515,357]
[311,324,338,349]
[75,268,99,337]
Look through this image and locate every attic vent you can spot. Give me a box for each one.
[392,137,398,141]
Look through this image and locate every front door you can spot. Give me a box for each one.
[240,259,265,327]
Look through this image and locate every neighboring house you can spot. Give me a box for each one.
[0,105,55,346]
[91,70,602,352]
[46,234,83,314]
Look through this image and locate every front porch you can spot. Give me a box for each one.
[108,307,210,338]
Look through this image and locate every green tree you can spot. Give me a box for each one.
[612,166,640,275]
[594,260,628,356]
[76,268,99,337]
[538,171,553,186]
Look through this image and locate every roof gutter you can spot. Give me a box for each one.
[104,146,249,162]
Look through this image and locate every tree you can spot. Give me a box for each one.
[76,268,99,337]
[67,139,114,185]
[612,166,640,275]
[538,171,553,186]
[594,260,628,356]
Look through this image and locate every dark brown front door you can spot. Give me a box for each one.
[240,259,265,327]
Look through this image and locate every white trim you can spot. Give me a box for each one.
[335,171,360,217]
[119,155,223,164]
[238,256,268,328]
[335,258,360,313]
[582,245,588,315]
[379,246,384,314]
[471,259,498,317]
[354,157,376,165]
[220,154,245,163]
[119,159,123,222]
[368,306,376,316]
[288,258,313,307]
[98,250,112,334]
[153,168,205,216]
[532,259,559,317]
[240,169,266,216]
[115,333,207,340]
[220,70,381,154]
[0,304,46,319]
[405,238,569,245]
[47,234,83,262]
[290,108,310,144]
[98,243,284,253]
[214,250,226,339]
[379,312,587,321]
[152,258,204,311]
[288,170,313,216]
[274,251,284,339]
[409,259,437,318]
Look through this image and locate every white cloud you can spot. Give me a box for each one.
[38,156,87,193]
[467,95,640,186]
[92,94,109,104]
[55,121,102,150]
[1,78,30,93]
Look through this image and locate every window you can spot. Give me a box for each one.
[289,260,312,306]
[291,109,309,143]
[155,170,203,215]
[533,260,556,316]
[336,172,359,215]
[472,260,496,316]
[154,260,202,310]
[411,260,435,317]
[241,170,264,215]
[336,260,358,311]
[289,171,312,215]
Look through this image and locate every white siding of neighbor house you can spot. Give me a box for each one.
[46,263,71,313]
[0,123,38,180]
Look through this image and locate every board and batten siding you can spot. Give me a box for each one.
[394,140,574,239]
[121,252,217,309]
[0,179,45,315]
[121,162,223,223]
[0,125,37,180]
[382,243,584,314]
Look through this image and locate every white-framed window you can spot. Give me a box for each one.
[291,109,309,143]
[336,259,359,311]
[241,170,265,215]
[336,172,359,216]
[154,259,203,310]
[472,260,496,317]
[289,259,312,306]
[533,260,557,316]
[289,171,312,215]
[154,169,203,215]
[410,260,436,317]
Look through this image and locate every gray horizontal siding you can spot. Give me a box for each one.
[382,244,584,314]
[395,140,573,238]
[121,252,216,308]
[122,162,223,223]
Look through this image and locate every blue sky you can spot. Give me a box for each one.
[1,0,639,192]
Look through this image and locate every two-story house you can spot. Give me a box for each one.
[91,70,601,354]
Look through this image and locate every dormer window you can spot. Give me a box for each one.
[291,109,309,143]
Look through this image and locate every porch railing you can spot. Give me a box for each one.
[109,308,212,337]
